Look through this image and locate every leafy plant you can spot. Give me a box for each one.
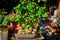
[2,16,8,27]
[15,15,22,24]
[0,10,8,29]
[0,15,8,29]
[8,15,15,23]
[11,0,48,29]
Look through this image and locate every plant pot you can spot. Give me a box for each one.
[15,31,37,38]
[0,28,8,40]
[12,24,17,32]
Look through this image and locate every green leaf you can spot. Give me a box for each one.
[38,0,41,3]
[2,16,8,26]
[43,0,47,2]
[0,15,4,24]
[42,12,48,17]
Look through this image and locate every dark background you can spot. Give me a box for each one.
[0,0,59,13]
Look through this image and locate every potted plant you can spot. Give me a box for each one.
[0,9,8,40]
[11,0,48,38]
